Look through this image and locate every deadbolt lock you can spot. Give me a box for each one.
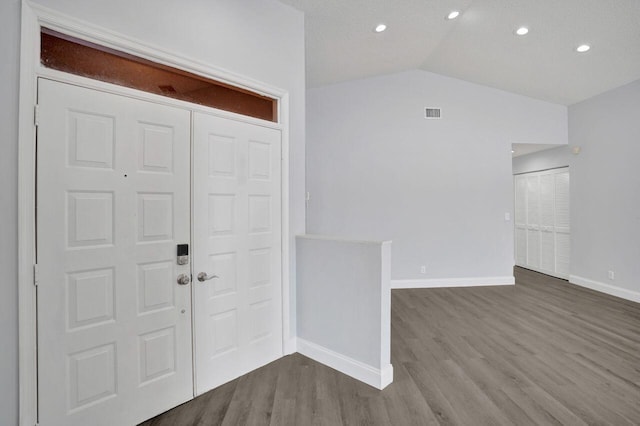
[177,244,189,265]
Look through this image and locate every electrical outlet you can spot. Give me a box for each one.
[420,265,427,274]
[608,270,615,280]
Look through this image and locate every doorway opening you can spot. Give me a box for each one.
[513,162,570,280]
[20,12,291,424]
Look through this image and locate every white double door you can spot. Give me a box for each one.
[37,79,283,426]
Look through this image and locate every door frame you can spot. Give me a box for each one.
[18,3,292,425]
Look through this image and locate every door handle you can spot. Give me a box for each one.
[197,272,218,282]
[177,273,191,285]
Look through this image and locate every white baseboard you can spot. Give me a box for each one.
[284,337,297,355]
[569,275,640,303]
[296,338,393,390]
[391,275,515,289]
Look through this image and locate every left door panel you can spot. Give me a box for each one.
[37,79,193,426]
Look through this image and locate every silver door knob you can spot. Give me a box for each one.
[177,274,191,285]
[197,272,218,282]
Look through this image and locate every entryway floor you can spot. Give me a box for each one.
[141,267,640,425]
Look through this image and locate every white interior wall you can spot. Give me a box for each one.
[511,80,640,302]
[296,235,392,389]
[2,1,305,424]
[568,79,640,301]
[0,1,21,424]
[306,70,567,282]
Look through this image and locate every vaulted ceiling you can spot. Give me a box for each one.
[279,0,640,105]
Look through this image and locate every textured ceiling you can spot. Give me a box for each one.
[279,0,640,105]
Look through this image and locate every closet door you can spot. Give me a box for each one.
[514,175,528,266]
[554,171,571,278]
[514,167,570,279]
[539,173,556,275]
[526,175,540,269]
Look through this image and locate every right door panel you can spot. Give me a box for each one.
[192,113,283,395]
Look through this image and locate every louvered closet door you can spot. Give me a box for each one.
[514,175,528,265]
[514,167,570,279]
[37,79,193,426]
[539,174,556,275]
[554,171,570,278]
[526,175,541,269]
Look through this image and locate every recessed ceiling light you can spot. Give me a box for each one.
[515,27,529,36]
[446,10,460,20]
[576,44,591,53]
[374,23,387,33]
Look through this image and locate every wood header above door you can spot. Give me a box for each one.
[40,28,278,122]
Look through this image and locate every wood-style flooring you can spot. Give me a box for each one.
[141,267,640,425]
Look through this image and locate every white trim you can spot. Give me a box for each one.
[37,70,282,130]
[18,3,293,424]
[18,3,39,425]
[391,276,515,289]
[380,364,394,389]
[280,93,293,356]
[379,241,392,382]
[287,337,298,355]
[30,2,282,101]
[296,339,393,390]
[513,165,570,176]
[569,275,640,304]
[297,234,391,245]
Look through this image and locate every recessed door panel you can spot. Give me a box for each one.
[37,79,193,426]
[193,113,283,395]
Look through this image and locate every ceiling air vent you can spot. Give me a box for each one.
[425,107,441,119]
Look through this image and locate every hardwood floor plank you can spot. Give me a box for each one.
[402,362,466,426]
[509,385,588,426]
[141,267,640,425]
[381,363,440,426]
